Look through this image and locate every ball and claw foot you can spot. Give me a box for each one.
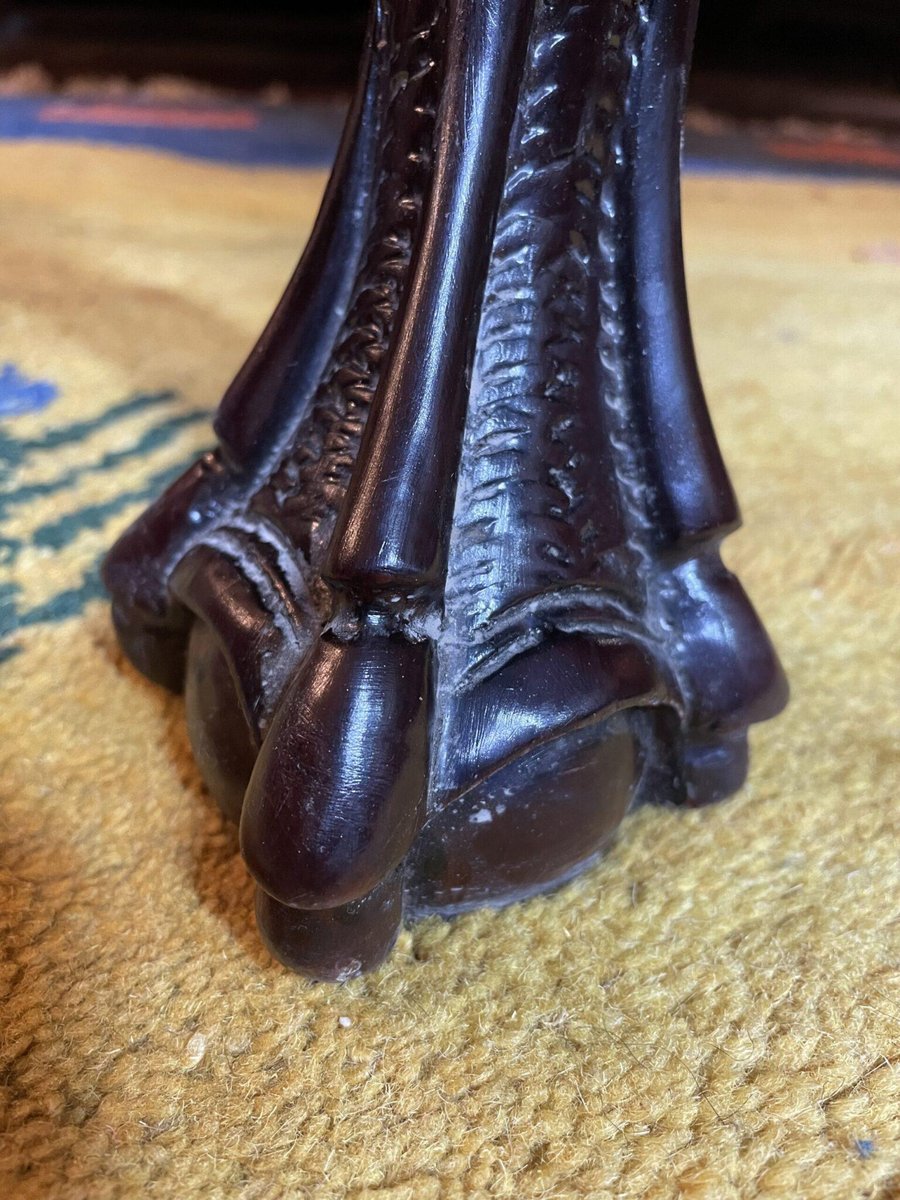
[104,0,787,981]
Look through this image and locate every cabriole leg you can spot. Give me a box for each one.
[104,0,787,980]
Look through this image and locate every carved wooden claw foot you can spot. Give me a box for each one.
[104,0,787,980]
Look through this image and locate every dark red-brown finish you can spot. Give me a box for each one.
[104,0,787,980]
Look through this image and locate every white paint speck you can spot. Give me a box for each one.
[185,1032,207,1067]
[334,959,362,983]
[471,808,492,824]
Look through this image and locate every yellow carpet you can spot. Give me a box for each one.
[1,141,898,1199]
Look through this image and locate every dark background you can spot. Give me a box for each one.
[0,0,898,127]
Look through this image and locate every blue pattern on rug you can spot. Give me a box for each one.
[0,363,59,416]
[0,389,211,658]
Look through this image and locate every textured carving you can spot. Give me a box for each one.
[104,0,787,980]
[250,0,445,567]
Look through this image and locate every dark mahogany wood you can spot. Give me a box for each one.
[104,0,787,980]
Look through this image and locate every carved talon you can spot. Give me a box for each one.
[240,631,429,910]
[104,0,786,979]
[255,871,405,982]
